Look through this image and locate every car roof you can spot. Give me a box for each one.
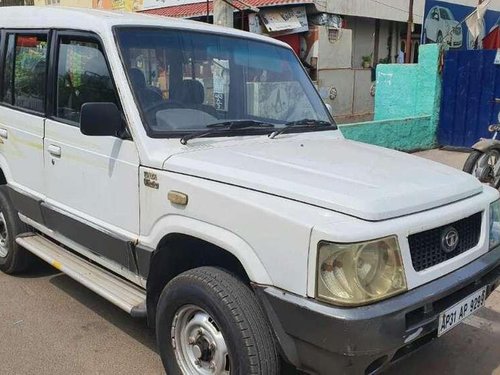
[0,6,287,48]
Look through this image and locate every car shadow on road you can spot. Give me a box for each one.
[15,258,60,278]
[48,273,158,354]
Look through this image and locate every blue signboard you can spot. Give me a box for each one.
[423,0,500,49]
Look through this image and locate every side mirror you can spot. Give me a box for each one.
[80,102,123,137]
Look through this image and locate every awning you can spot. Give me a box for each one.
[139,0,314,19]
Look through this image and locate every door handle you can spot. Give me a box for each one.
[48,144,62,158]
[0,128,8,139]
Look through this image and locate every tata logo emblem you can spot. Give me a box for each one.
[441,227,459,253]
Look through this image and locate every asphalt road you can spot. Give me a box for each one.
[0,150,499,375]
[0,263,499,375]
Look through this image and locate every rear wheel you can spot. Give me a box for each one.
[0,186,33,274]
[463,150,483,174]
[156,266,280,375]
[437,31,443,43]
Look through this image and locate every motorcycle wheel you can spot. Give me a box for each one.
[464,149,500,188]
[463,150,483,174]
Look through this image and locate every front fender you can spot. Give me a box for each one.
[139,214,273,286]
[471,139,500,152]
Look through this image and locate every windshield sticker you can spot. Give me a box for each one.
[212,59,229,111]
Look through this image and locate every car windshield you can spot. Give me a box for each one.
[115,27,332,137]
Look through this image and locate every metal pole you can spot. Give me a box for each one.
[206,0,210,23]
[405,0,414,63]
[373,19,380,66]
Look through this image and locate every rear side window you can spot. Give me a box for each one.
[56,37,118,124]
[2,34,48,112]
[10,34,48,112]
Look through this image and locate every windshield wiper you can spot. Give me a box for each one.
[180,120,275,145]
[269,119,336,139]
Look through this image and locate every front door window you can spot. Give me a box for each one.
[56,37,118,124]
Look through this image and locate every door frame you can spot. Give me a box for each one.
[47,29,126,125]
[42,29,141,274]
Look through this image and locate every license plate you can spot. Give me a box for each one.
[438,286,488,337]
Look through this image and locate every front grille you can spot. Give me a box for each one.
[408,212,482,272]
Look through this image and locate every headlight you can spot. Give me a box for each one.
[317,237,407,306]
[489,200,500,249]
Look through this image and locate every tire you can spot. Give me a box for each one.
[156,266,280,375]
[0,186,33,274]
[463,150,483,174]
[423,29,430,43]
[437,31,443,43]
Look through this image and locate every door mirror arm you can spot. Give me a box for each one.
[117,122,133,140]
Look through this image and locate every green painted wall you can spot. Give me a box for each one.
[339,116,436,150]
[340,44,442,152]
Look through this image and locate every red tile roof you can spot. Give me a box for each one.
[140,0,313,18]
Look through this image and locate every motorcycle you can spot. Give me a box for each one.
[463,99,500,188]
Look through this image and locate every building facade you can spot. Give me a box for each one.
[33,0,92,6]
[32,0,143,10]
[0,0,34,5]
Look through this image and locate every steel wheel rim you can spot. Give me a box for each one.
[0,212,9,258]
[171,304,230,375]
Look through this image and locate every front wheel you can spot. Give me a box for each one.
[156,267,280,375]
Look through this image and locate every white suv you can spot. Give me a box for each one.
[0,7,499,375]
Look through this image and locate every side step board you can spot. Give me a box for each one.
[16,233,147,318]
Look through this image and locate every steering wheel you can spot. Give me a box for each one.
[83,71,105,80]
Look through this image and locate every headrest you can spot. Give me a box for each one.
[181,79,205,105]
[129,68,147,89]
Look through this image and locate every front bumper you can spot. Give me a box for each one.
[256,245,500,375]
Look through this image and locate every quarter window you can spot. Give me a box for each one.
[56,37,118,124]
[2,34,15,104]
